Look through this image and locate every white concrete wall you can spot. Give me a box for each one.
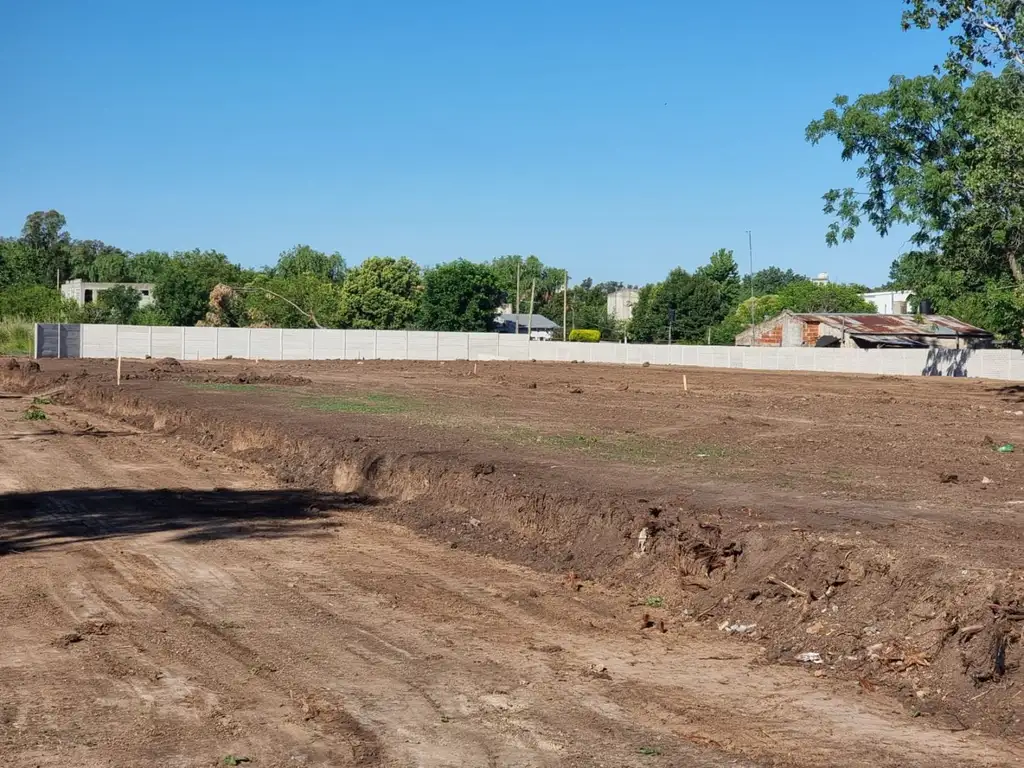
[38,324,1024,380]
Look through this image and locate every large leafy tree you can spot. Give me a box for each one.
[809,2,1024,340]
[154,261,210,326]
[743,267,807,296]
[128,250,172,282]
[242,273,345,329]
[83,242,133,282]
[96,285,143,324]
[902,0,1024,74]
[417,260,505,332]
[0,238,34,288]
[18,210,71,285]
[153,249,248,326]
[340,256,422,329]
[272,245,346,283]
[772,281,877,314]
[628,269,729,343]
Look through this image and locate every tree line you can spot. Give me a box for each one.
[808,0,1024,344]
[0,210,878,343]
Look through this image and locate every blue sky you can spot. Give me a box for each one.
[0,1,948,287]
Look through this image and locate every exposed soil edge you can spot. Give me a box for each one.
[6,366,1022,738]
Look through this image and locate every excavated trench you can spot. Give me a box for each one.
[3,362,1023,737]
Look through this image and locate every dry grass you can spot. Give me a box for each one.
[0,318,33,356]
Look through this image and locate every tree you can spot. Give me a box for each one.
[154,261,211,326]
[19,210,71,285]
[152,250,246,327]
[490,255,567,312]
[773,281,877,314]
[0,285,70,321]
[697,248,742,308]
[902,0,1024,74]
[128,250,172,282]
[84,243,133,282]
[96,285,142,324]
[339,257,422,329]
[808,70,1024,293]
[273,245,346,283]
[743,267,807,296]
[0,238,34,288]
[417,260,505,332]
[628,269,730,343]
[242,273,345,329]
[809,4,1024,342]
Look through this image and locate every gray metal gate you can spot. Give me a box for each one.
[34,324,82,358]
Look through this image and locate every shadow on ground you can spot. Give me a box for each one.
[0,487,372,554]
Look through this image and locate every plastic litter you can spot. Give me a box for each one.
[998,444,1015,453]
[724,622,757,635]
[795,651,823,664]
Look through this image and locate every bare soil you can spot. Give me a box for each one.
[3,356,1024,766]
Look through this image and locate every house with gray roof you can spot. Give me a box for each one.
[496,313,560,340]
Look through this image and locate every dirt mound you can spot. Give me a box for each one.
[4,357,20,371]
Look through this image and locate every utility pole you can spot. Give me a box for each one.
[56,268,61,359]
[746,230,755,343]
[515,258,522,334]
[562,271,568,341]
[527,278,536,338]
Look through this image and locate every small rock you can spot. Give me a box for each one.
[982,476,992,484]
[56,631,84,647]
[939,472,959,484]
[806,621,825,635]
[469,517,482,528]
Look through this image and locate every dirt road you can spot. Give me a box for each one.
[2,391,1022,766]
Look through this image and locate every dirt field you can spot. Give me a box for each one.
[2,357,1024,767]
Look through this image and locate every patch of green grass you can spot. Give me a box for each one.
[23,406,47,420]
[222,756,250,766]
[638,745,663,756]
[0,318,33,356]
[644,596,665,608]
[300,393,415,414]
[32,396,52,405]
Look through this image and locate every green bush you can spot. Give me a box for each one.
[568,328,600,342]
[0,318,33,355]
[0,285,71,322]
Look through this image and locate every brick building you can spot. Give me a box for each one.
[734,310,993,349]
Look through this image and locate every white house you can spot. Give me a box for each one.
[860,289,913,314]
[607,287,639,321]
[61,279,156,307]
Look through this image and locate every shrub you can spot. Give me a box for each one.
[0,318,33,355]
[568,328,600,342]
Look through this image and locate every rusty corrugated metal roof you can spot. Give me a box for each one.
[792,313,991,337]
